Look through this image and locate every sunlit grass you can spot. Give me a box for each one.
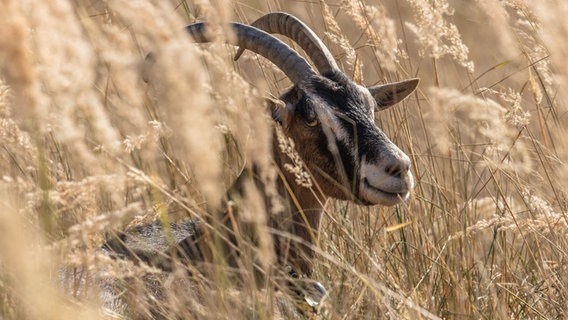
[0,0,566,319]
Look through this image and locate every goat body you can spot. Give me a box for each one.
[103,11,419,309]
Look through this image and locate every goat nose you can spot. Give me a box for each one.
[384,156,411,177]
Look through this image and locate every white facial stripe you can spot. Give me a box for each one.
[311,84,376,147]
[315,107,351,145]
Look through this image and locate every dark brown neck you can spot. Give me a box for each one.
[272,139,327,276]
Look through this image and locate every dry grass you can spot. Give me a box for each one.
[1,0,567,319]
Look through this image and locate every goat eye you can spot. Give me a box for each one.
[306,117,320,127]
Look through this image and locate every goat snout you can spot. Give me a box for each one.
[358,154,414,206]
[383,154,411,178]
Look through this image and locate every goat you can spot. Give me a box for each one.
[103,12,419,313]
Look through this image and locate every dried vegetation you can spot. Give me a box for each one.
[0,0,567,319]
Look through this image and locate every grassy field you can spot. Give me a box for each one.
[1,0,567,319]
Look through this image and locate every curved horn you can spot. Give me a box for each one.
[234,12,340,75]
[186,23,316,84]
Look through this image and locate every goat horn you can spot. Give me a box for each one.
[234,12,340,75]
[186,22,316,85]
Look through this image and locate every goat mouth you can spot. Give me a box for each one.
[360,178,409,206]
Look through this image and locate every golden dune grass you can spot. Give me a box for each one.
[0,0,567,319]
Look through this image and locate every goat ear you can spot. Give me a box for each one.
[267,98,295,127]
[368,78,419,111]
